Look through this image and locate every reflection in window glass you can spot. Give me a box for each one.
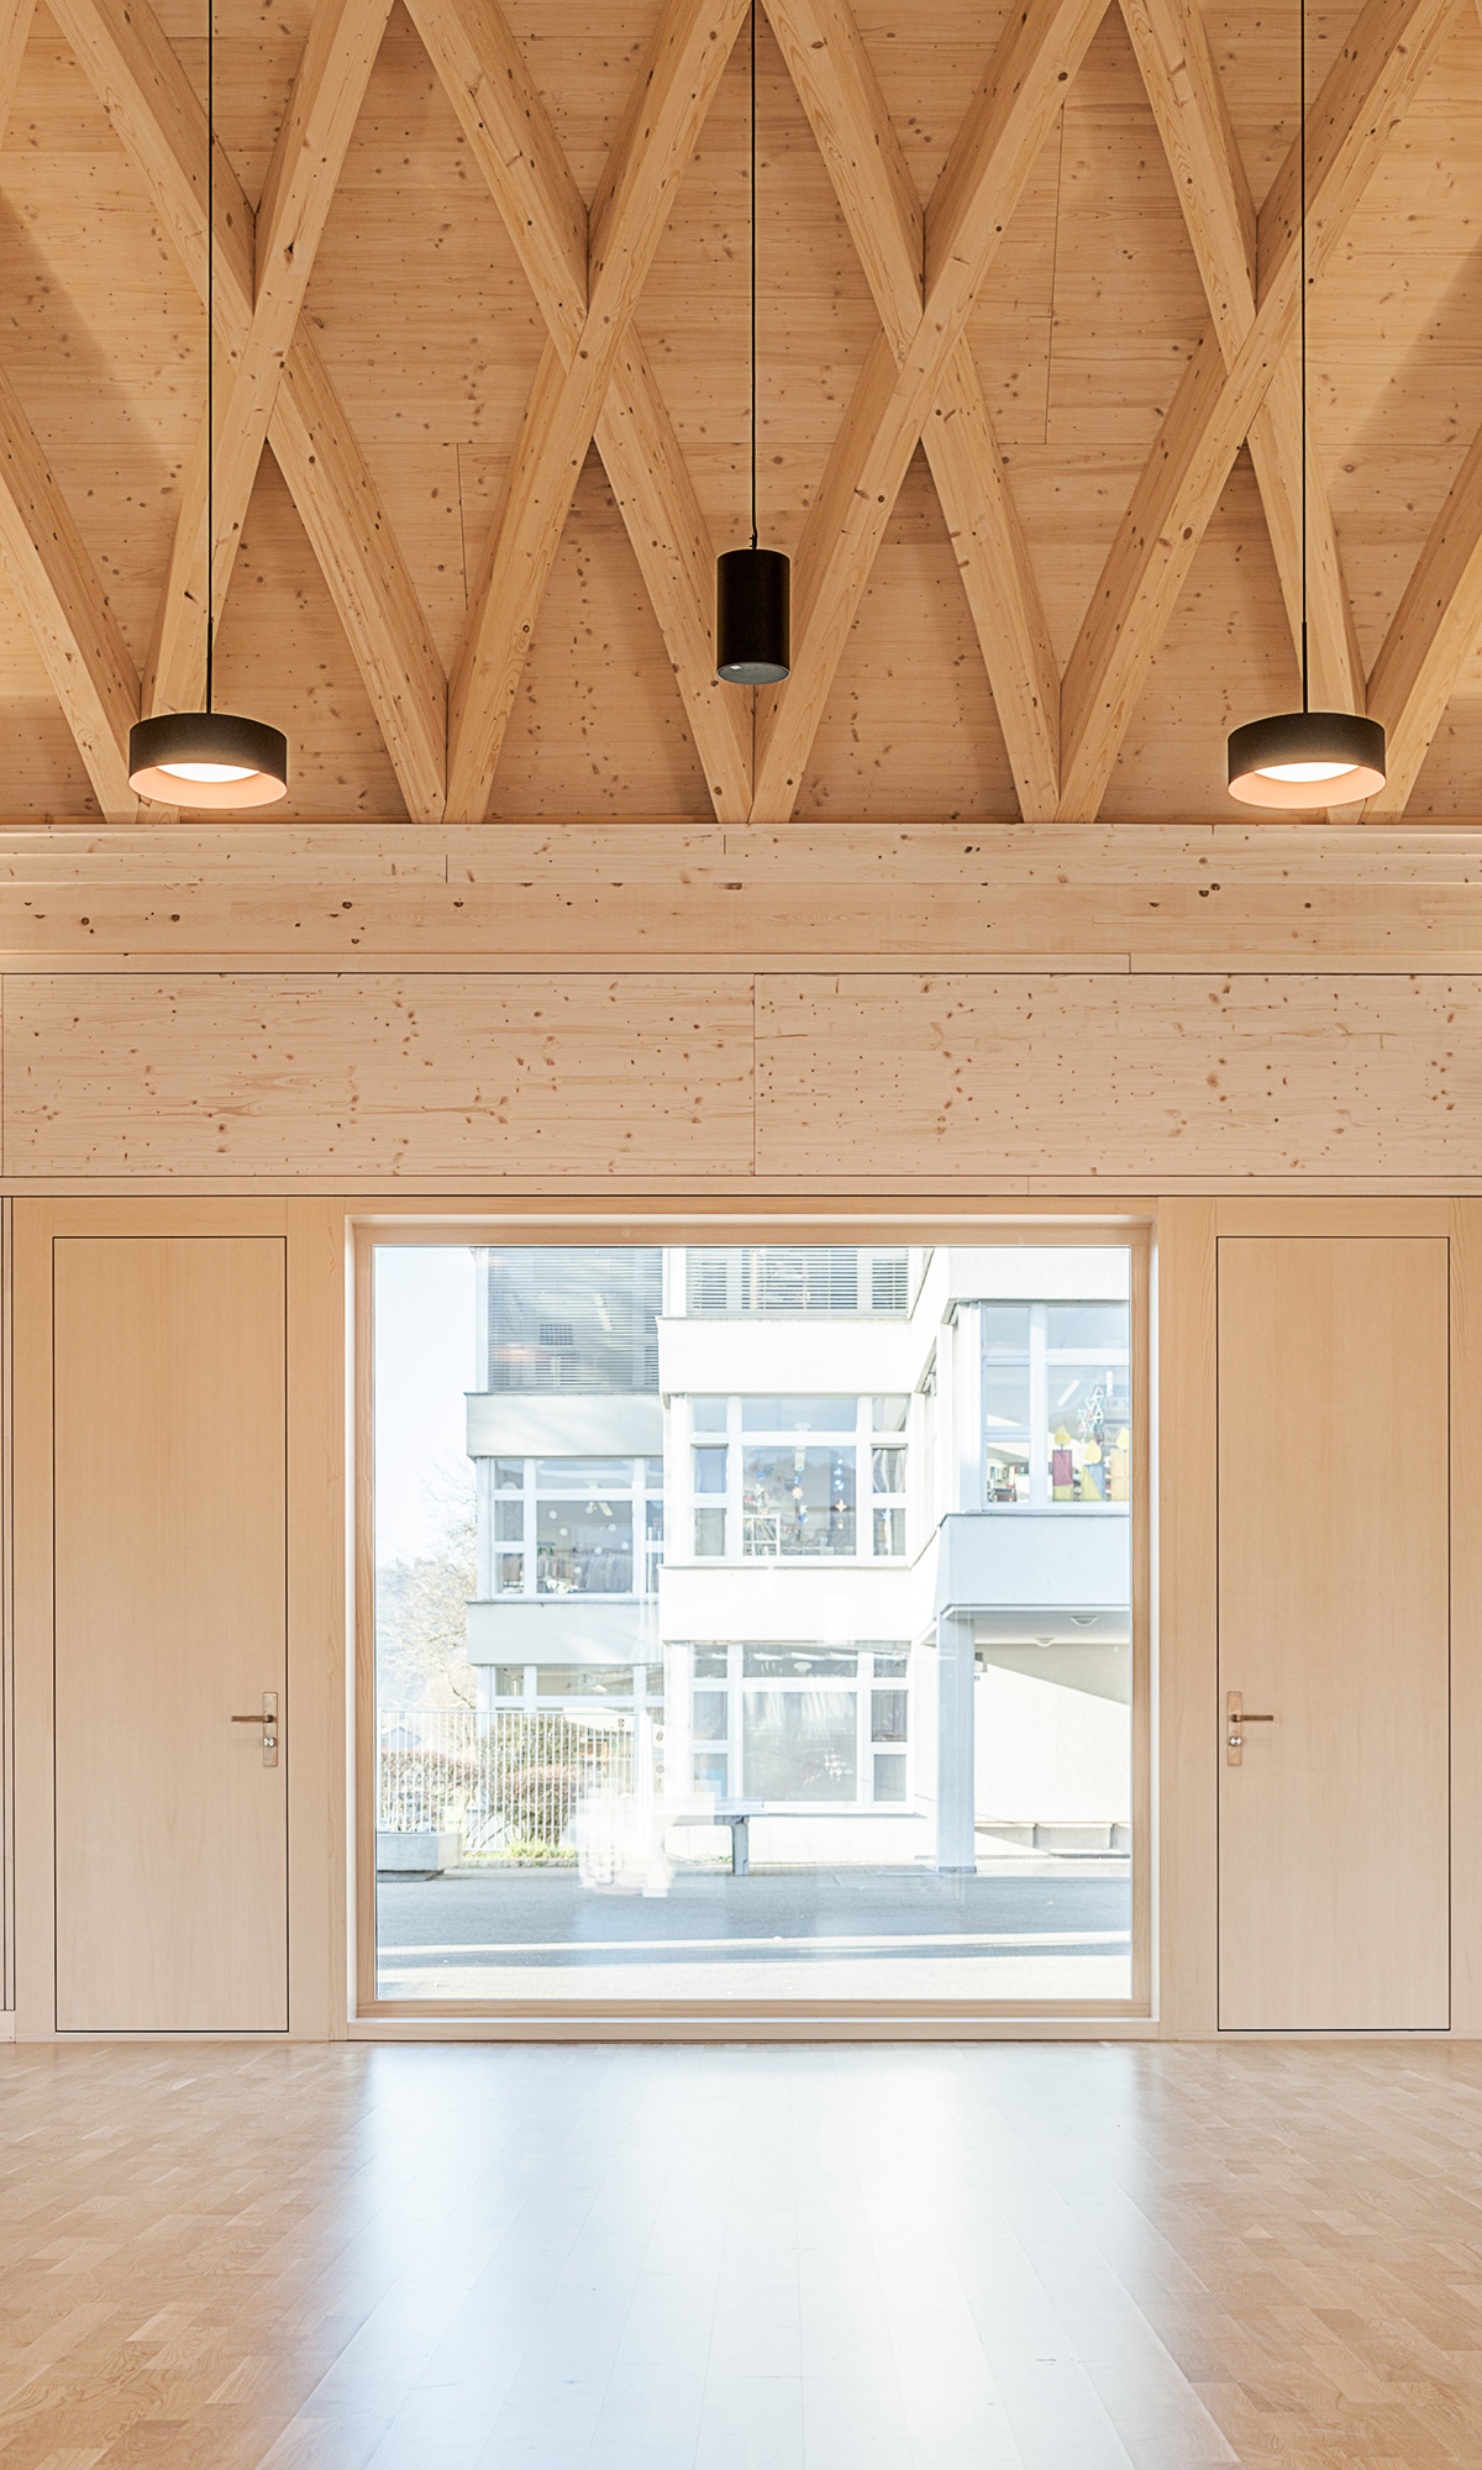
[694,1507,726,1556]
[536,1497,632,1593]
[743,1445,855,1556]
[741,1396,856,1431]
[693,1445,727,1494]
[743,1692,857,1800]
[872,1394,910,1430]
[693,1690,728,1740]
[691,1397,727,1430]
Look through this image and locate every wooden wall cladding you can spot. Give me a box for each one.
[756,975,1482,1180]
[6,955,1482,1184]
[4,975,755,1177]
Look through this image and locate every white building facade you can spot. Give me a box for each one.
[463,1243,1133,1872]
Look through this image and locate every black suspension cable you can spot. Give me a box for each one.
[749,0,757,552]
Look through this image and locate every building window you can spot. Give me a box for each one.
[484,1456,663,1597]
[982,1300,1131,1509]
[679,1396,909,1560]
[683,1246,911,1316]
[684,1643,909,1807]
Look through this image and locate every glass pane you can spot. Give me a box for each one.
[375,1240,1132,2011]
[1047,1365,1132,1503]
[486,1247,661,1392]
[692,1690,728,1741]
[872,1507,905,1557]
[743,1692,857,1800]
[693,1445,728,1494]
[981,1306,1030,1354]
[871,1688,908,1743]
[535,1498,633,1593]
[742,1446,856,1555]
[536,1457,630,1489]
[1047,1303,1128,1352]
[741,1397,856,1431]
[743,1648,860,1679]
[985,1367,1030,1431]
[873,1752,908,1803]
[537,1665,633,1696]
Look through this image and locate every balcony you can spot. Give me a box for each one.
[931,1508,1130,1618]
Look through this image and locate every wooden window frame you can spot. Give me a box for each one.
[350,1206,1154,2033]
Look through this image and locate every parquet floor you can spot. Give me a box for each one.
[2,2041,1482,2468]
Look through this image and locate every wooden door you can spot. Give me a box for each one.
[53,1237,289,2031]
[1218,1237,1450,2031]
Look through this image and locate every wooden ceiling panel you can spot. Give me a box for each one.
[0,562,113,811]
[0,28,195,666]
[1045,8,1208,452]
[0,0,1477,821]
[641,14,874,562]
[303,6,545,665]
[1100,448,1297,818]
[799,444,1018,819]
[488,443,714,818]
[217,450,410,814]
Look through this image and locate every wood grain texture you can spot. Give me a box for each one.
[1217,1235,1450,2031]
[755,972,1482,1179]
[6,2040,1482,2462]
[3,972,756,1175]
[53,1235,289,2031]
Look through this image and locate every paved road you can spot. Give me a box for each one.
[377,1863,1131,1972]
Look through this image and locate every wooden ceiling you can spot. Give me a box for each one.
[1,0,1480,825]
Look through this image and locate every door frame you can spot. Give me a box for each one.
[8,1197,346,2041]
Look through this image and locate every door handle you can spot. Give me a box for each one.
[231,1691,279,1767]
[1226,1689,1274,1766]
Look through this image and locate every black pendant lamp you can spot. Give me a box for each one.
[717,0,789,685]
[1227,0,1382,810]
[129,0,287,808]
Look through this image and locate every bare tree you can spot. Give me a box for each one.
[376,1468,478,1710]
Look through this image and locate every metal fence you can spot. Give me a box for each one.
[378,1707,635,1857]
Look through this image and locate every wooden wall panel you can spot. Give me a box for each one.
[3,973,755,1177]
[755,973,1482,1180]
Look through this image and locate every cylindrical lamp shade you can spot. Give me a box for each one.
[129,709,289,808]
[717,546,790,683]
[1227,708,1385,809]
